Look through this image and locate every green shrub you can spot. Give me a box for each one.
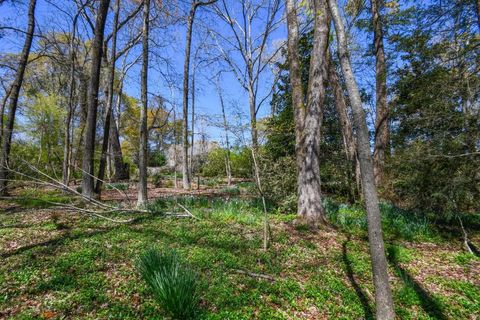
[148,150,167,167]
[151,172,163,188]
[163,179,174,188]
[146,198,168,215]
[137,248,199,319]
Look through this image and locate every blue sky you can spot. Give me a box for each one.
[1,0,416,147]
[0,0,289,147]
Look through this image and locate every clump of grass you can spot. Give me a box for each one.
[324,198,436,241]
[221,186,241,196]
[137,248,199,319]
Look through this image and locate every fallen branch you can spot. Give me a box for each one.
[176,203,201,220]
[233,269,275,281]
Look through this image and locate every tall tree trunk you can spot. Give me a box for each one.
[181,0,216,189]
[286,0,329,226]
[0,0,36,195]
[327,56,360,197]
[327,0,395,318]
[63,10,81,189]
[372,0,389,187]
[109,74,129,181]
[96,0,120,194]
[182,2,198,190]
[248,83,259,151]
[74,75,88,170]
[81,0,110,199]
[173,103,178,189]
[216,78,232,186]
[137,0,150,207]
[190,63,196,179]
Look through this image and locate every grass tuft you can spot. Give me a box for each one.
[137,248,199,319]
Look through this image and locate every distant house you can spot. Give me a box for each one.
[165,141,219,170]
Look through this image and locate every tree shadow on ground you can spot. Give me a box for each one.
[342,236,374,320]
[387,246,447,320]
[0,215,150,259]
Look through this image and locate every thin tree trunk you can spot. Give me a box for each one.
[248,84,259,151]
[96,0,120,194]
[327,0,395,318]
[137,0,150,207]
[74,75,88,170]
[173,104,178,189]
[182,0,216,189]
[81,0,110,199]
[190,63,196,180]
[0,0,36,195]
[217,78,232,186]
[285,0,305,190]
[372,0,389,187]
[62,10,81,189]
[327,56,360,197]
[182,2,198,190]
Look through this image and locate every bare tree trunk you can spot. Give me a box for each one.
[248,85,259,151]
[372,0,389,187]
[81,0,110,199]
[328,0,395,318]
[216,78,232,185]
[190,63,196,180]
[327,56,360,197]
[173,104,178,189]
[137,0,150,207]
[0,0,36,195]
[182,2,197,190]
[74,75,88,170]
[96,0,120,195]
[182,0,216,190]
[62,12,79,189]
[286,0,329,226]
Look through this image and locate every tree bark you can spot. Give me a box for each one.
[137,0,150,207]
[182,2,197,190]
[327,0,395,318]
[190,63,196,179]
[327,56,361,196]
[371,0,389,187]
[96,0,120,194]
[0,0,36,195]
[74,74,88,170]
[286,0,329,226]
[81,0,110,199]
[217,78,232,185]
[182,0,216,190]
[62,9,82,189]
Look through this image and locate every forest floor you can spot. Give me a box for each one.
[0,184,479,319]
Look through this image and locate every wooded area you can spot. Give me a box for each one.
[0,0,479,319]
